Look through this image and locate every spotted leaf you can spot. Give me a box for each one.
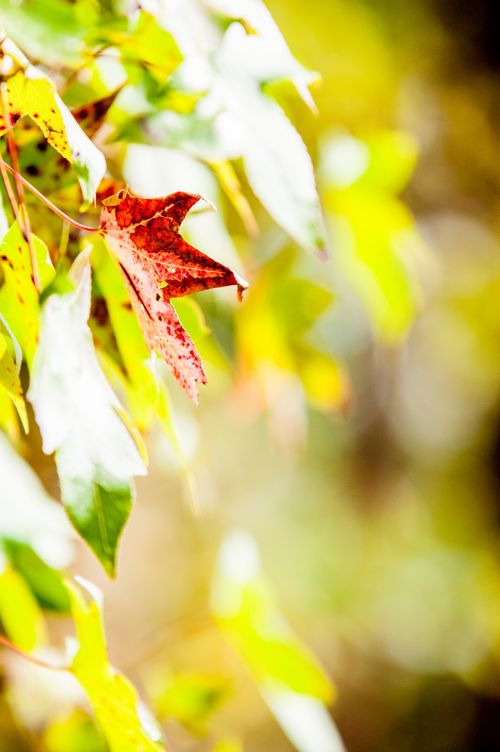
[100,189,247,402]
[0,36,106,202]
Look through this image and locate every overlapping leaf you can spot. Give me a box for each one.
[140,13,327,255]
[202,0,318,108]
[100,189,247,402]
[101,10,182,84]
[0,36,105,201]
[28,252,147,576]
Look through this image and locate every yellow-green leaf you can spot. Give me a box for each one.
[110,11,182,82]
[0,322,28,431]
[322,131,426,342]
[44,710,108,752]
[212,532,345,752]
[0,36,106,201]
[0,565,46,651]
[68,580,165,752]
[0,222,55,368]
[212,531,333,701]
[212,739,242,752]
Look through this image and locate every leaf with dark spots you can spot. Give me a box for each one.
[100,190,248,402]
[71,88,123,138]
[0,321,28,431]
[0,222,55,368]
[0,36,106,201]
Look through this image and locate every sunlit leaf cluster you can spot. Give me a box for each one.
[0,0,426,749]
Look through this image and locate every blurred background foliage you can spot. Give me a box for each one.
[2,0,500,750]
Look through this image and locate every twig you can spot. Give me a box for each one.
[0,150,20,222]
[0,634,69,672]
[0,158,99,233]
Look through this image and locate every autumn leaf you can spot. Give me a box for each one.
[71,88,124,138]
[100,189,248,402]
[0,36,106,201]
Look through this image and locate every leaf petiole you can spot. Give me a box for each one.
[0,634,69,671]
[0,158,99,233]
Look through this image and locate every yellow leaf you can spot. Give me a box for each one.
[0,36,106,201]
[68,580,165,752]
[0,566,46,652]
[0,222,54,368]
[0,325,28,431]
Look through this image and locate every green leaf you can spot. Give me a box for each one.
[0,222,55,368]
[212,532,346,752]
[236,249,349,414]
[155,24,326,256]
[0,36,106,201]
[0,432,73,567]
[109,11,182,82]
[212,531,333,699]
[28,251,147,576]
[0,0,95,66]
[44,710,108,752]
[155,673,229,732]
[215,25,326,256]
[68,579,165,752]
[1,540,70,613]
[0,565,46,651]
[321,132,424,342]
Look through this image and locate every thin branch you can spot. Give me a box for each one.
[0,158,99,233]
[0,634,69,672]
[0,151,20,222]
[1,82,41,291]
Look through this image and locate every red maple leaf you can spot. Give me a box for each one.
[100,189,248,402]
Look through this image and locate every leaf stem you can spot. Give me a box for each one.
[0,158,99,234]
[0,151,21,222]
[0,634,69,672]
